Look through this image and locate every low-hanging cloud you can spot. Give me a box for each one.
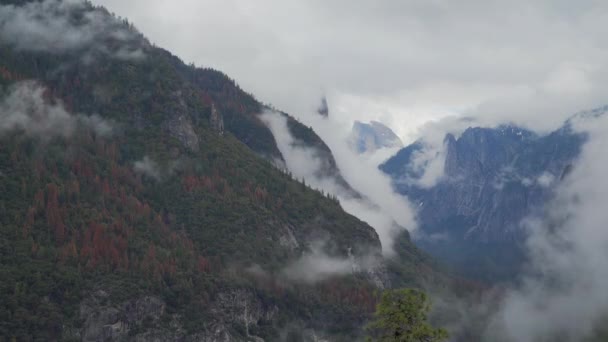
[0,0,145,60]
[261,109,416,256]
[133,156,161,181]
[133,156,183,181]
[485,112,608,341]
[280,241,356,284]
[0,81,112,139]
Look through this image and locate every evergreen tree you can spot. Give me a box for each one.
[367,289,448,342]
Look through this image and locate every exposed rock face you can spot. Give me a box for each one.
[210,289,277,341]
[76,288,283,342]
[210,103,224,135]
[79,291,166,342]
[164,113,199,151]
[381,124,587,280]
[359,257,390,289]
[278,222,300,251]
[161,90,200,151]
[349,121,403,154]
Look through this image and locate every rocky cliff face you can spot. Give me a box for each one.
[210,104,225,136]
[74,289,282,342]
[382,123,587,281]
[349,121,403,154]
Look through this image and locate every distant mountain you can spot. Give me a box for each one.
[381,123,588,281]
[350,120,403,154]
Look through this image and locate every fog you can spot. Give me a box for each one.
[0,0,145,60]
[0,81,112,138]
[484,112,608,341]
[6,1,608,340]
[261,109,414,256]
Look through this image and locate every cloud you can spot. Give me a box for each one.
[280,245,355,284]
[536,172,555,188]
[261,109,416,256]
[279,239,382,284]
[81,2,608,339]
[0,0,145,60]
[388,116,478,189]
[486,113,608,341]
[0,81,112,138]
[404,142,448,189]
[133,156,182,181]
[94,0,608,143]
[133,156,161,180]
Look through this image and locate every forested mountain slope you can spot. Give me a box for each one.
[0,1,457,340]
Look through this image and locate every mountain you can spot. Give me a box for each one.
[381,123,587,282]
[0,1,457,340]
[350,121,403,154]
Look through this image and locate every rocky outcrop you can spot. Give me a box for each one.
[278,222,300,251]
[164,113,199,151]
[79,290,166,341]
[210,289,277,341]
[349,120,403,154]
[76,288,281,342]
[210,104,225,135]
[161,90,200,151]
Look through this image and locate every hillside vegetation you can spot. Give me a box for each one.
[0,1,457,340]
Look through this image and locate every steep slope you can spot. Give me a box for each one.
[167,55,351,190]
[0,1,452,340]
[382,124,587,281]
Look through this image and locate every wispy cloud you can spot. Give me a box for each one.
[0,81,112,138]
[133,156,161,180]
[0,0,145,60]
[487,113,608,341]
[261,109,415,256]
[280,240,357,284]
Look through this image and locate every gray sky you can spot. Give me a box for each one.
[85,3,608,338]
[94,0,608,142]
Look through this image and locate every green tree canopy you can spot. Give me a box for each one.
[367,289,448,342]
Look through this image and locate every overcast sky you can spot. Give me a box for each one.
[94,0,608,142]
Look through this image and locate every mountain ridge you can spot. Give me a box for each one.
[0,1,461,340]
[381,120,588,281]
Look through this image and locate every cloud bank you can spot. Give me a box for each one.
[0,0,145,60]
[0,81,112,138]
[487,112,608,341]
[133,156,162,181]
[261,110,415,256]
[280,240,357,284]
[78,2,608,338]
[95,0,608,142]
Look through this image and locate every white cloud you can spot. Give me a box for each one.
[0,0,145,60]
[261,109,416,256]
[133,156,161,181]
[0,81,112,138]
[89,0,608,207]
[280,243,355,284]
[488,113,608,341]
[536,172,555,188]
